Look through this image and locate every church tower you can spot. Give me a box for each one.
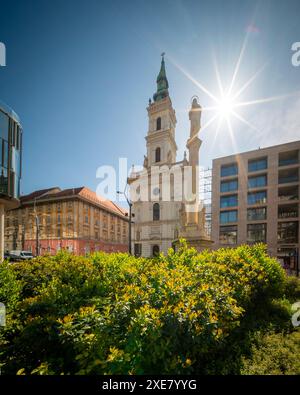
[145,54,177,167]
[129,55,212,257]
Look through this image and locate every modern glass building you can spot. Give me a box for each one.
[0,101,22,261]
[211,140,300,277]
[0,101,22,201]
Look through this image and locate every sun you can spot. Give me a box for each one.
[217,95,236,119]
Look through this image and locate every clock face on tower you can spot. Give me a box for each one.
[153,187,160,196]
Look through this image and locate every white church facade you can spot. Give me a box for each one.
[128,55,212,257]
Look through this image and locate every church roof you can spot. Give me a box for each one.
[153,53,169,102]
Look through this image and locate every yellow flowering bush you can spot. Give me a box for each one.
[0,241,298,375]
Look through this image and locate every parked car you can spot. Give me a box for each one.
[8,250,34,261]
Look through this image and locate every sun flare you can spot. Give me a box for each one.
[217,95,236,119]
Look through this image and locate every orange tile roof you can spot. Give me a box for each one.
[20,186,128,217]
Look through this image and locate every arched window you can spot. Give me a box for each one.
[153,203,160,221]
[152,245,160,257]
[155,147,161,163]
[156,117,161,130]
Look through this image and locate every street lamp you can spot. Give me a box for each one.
[117,189,133,255]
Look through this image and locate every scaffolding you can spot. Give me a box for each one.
[199,167,212,237]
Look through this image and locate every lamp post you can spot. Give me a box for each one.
[117,190,133,255]
[33,198,40,256]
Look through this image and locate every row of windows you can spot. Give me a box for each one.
[220,191,267,208]
[220,174,268,193]
[220,150,299,179]
[220,157,268,177]
[220,207,268,224]
[220,221,299,245]
[220,224,267,245]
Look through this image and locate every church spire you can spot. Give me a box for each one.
[153,53,169,102]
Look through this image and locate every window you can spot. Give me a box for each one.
[219,225,237,245]
[155,147,161,162]
[134,243,142,257]
[136,230,140,241]
[153,203,160,221]
[221,163,238,177]
[248,175,267,188]
[278,168,298,184]
[248,191,267,205]
[279,150,299,167]
[220,179,238,193]
[248,157,267,172]
[57,228,61,238]
[152,245,160,257]
[85,215,89,224]
[247,223,266,243]
[0,110,9,140]
[278,221,298,244]
[220,194,238,208]
[247,207,267,221]
[220,210,237,224]
[156,117,161,130]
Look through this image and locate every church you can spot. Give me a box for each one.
[128,55,212,257]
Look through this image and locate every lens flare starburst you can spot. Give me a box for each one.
[167,35,300,149]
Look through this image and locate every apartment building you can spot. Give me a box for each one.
[211,140,300,276]
[4,186,128,255]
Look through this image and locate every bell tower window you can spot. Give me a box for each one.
[156,117,161,130]
[155,147,161,163]
[153,203,160,221]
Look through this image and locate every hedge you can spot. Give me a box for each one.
[0,241,299,375]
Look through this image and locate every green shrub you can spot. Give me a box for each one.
[0,242,296,375]
[241,330,300,375]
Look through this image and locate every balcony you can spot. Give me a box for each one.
[278,168,299,184]
[277,221,299,244]
[278,150,299,167]
[278,204,298,219]
[278,186,299,202]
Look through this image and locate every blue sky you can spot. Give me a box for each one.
[0,0,299,199]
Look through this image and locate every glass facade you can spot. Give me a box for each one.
[248,174,267,189]
[247,207,267,221]
[220,225,237,245]
[247,223,267,243]
[248,191,267,205]
[0,106,22,199]
[220,163,238,177]
[220,179,238,192]
[248,157,267,172]
[220,194,238,208]
[220,210,237,224]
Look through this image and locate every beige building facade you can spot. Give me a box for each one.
[211,140,300,275]
[5,186,129,255]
